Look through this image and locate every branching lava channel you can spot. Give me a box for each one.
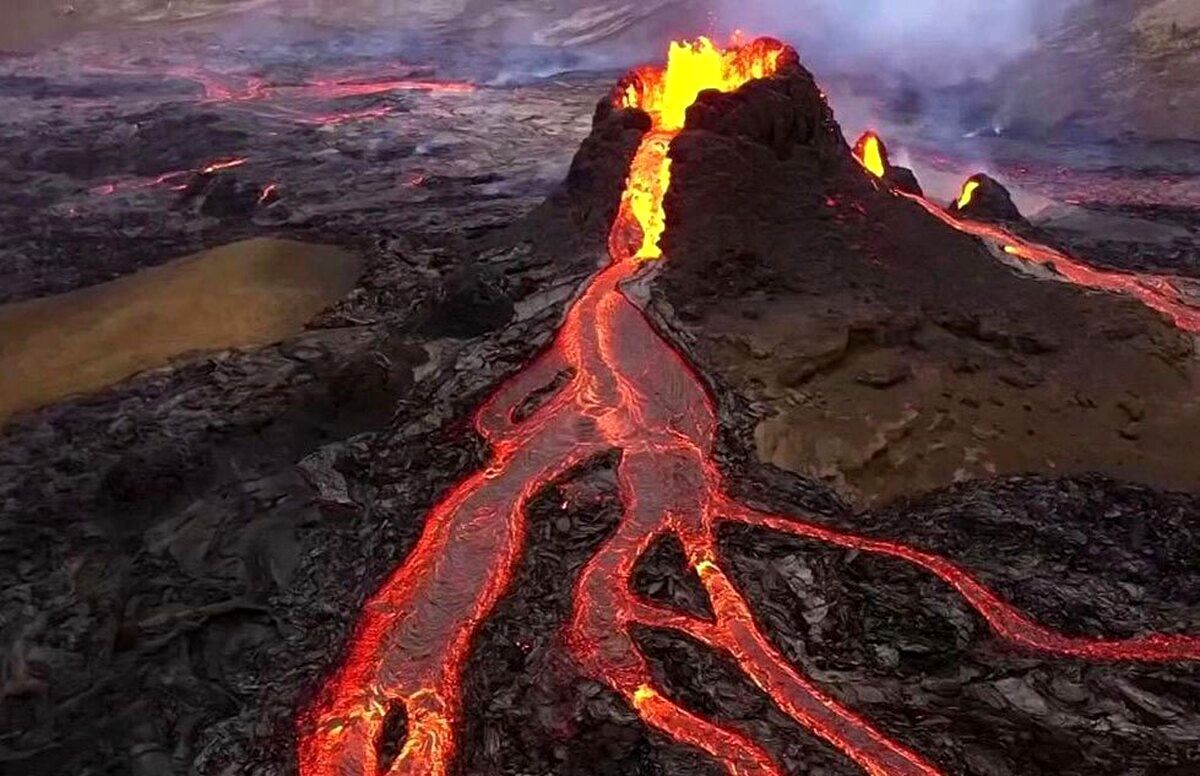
[298,38,1200,776]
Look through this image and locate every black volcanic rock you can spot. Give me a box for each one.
[885,165,924,196]
[419,266,515,339]
[949,173,1025,223]
[683,52,846,162]
[194,174,261,219]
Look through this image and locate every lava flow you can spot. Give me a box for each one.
[90,157,248,196]
[299,38,1200,776]
[71,59,475,128]
[80,59,476,104]
[855,132,1200,334]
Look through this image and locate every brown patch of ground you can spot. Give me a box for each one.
[0,238,359,423]
[1,2,85,52]
[706,294,1200,506]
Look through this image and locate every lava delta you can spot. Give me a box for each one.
[295,37,1200,776]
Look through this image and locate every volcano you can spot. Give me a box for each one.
[292,37,1200,776]
[3,28,1200,776]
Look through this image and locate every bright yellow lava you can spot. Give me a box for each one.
[632,684,659,707]
[957,179,981,209]
[860,134,886,178]
[629,37,784,131]
[616,37,787,260]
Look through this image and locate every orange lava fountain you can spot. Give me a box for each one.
[853,131,888,179]
[852,131,1200,334]
[297,42,1200,776]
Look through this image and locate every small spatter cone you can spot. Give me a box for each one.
[851,131,923,195]
[949,173,1024,223]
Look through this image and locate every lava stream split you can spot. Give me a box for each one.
[299,39,1200,776]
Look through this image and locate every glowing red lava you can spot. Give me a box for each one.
[207,73,474,126]
[75,59,474,127]
[299,40,1200,776]
[81,59,475,104]
[90,157,248,196]
[853,131,1200,334]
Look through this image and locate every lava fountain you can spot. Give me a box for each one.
[298,39,1200,776]
[852,131,888,180]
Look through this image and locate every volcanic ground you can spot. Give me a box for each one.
[1,23,1199,776]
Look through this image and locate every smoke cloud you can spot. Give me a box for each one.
[713,0,1075,85]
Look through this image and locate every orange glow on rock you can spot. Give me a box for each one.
[91,156,249,197]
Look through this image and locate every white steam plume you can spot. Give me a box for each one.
[714,0,1076,85]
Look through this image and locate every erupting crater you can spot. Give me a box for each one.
[298,37,1200,776]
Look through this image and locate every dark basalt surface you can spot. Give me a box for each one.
[2,38,1199,776]
[0,37,613,305]
[1037,202,1200,279]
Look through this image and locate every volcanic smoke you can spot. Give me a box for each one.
[298,37,1200,776]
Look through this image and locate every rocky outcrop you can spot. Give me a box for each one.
[949,173,1026,223]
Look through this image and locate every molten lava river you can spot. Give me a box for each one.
[299,39,1200,776]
